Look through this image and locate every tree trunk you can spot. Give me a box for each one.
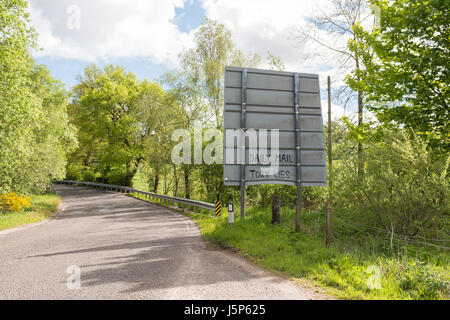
[173,164,179,197]
[184,165,191,199]
[124,167,138,187]
[163,171,167,195]
[358,88,364,179]
[356,57,364,181]
[153,174,159,193]
[272,194,281,225]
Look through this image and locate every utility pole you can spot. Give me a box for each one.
[326,76,333,246]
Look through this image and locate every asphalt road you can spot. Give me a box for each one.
[0,185,329,300]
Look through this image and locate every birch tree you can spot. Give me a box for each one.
[292,0,374,178]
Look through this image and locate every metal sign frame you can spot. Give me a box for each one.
[223,66,326,219]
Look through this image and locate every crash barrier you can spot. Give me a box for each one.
[55,180,215,212]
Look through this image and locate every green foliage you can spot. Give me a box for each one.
[397,260,449,300]
[0,0,39,194]
[334,126,449,238]
[179,18,261,128]
[0,0,76,194]
[347,0,449,151]
[154,18,264,201]
[69,65,173,186]
[179,18,233,128]
[27,65,77,187]
[242,185,325,210]
[267,52,285,71]
[0,192,61,231]
[183,206,449,300]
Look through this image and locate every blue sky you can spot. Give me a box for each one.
[36,49,176,90]
[174,0,206,33]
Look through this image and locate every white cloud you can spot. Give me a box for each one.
[29,0,372,80]
[202,0,334,71]
[29,0,374,115]
[29,0,194,65]
[321,100,347,123]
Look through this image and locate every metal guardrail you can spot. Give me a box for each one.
[55,180,215,212]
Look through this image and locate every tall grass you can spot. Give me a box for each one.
[187,206,449,300]
[129,185,449,300]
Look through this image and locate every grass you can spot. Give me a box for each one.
[130,192,449,300]
[0,193,61,231]
[190,207,449,300]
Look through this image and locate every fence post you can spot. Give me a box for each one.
[272,194,281,224]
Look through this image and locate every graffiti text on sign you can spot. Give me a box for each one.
[250,170,291,179]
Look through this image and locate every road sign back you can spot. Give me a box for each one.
[223,66,327,187]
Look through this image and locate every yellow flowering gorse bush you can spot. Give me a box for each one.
[0,192,31,213]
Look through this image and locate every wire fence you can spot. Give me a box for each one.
[332,210,449,249]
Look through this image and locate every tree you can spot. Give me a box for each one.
[347,0,449,152]
[70,65,169,186]
[334,126,449,239]
[180,18,261,128]
[1,0,75,194]
[0,0,38,194]
[144,100,182,195]
[162,70,208,198]
[169,18,261,201]
[267,52,286,71]
[24,65,77,191]
[292,0,374,178]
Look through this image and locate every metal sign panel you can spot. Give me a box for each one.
[223,66,326,187]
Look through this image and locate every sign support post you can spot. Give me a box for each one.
[240,68,248,219]
[294,73,302,233]
[224,67,326,228]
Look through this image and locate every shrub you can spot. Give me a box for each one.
[0,192,32,213]
[105,167,128,185]
[334,128,449,239]
[65,163,83,181]
[397,260,449,299]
